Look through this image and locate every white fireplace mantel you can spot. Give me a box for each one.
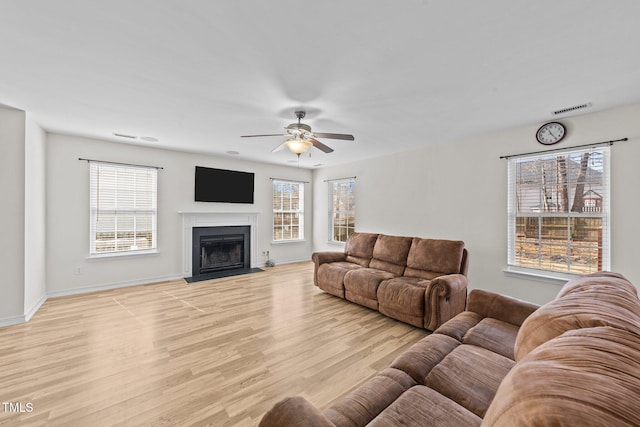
[179,212,259,277]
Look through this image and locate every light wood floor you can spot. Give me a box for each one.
[0,262,427,426]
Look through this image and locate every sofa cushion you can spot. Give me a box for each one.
[514,272,640,361]
[434,311,483,341]
[369,234,413,275]
[344,268,396,301]
[378,277,430,328]
[425,344,515,418]
[325,368,416,427]
[369,386,482,427]
[462,318,520,360]
[390,333,461,384]
[404,238,465,278]
[344,232,379,267]
[483,326,640,427]
[557,270,638,299]
[316,262,362,298]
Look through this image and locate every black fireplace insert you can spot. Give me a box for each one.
[191,226,251,277]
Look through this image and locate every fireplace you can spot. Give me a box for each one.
[192,226,251,277]
[180,212,259,280]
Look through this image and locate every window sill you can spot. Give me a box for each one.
[327,241,346,247]
[87,249,159,260]
[502,265,578,285]
[271,239,306,245]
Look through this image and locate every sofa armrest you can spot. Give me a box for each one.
[258,396,336,427]
[424,274,469,331]
[312,251,347,265]
[467,289,540,327]
[311,251,346,287]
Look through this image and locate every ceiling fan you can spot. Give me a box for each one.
[241,111,355,156]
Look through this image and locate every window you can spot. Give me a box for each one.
[89,162,158,256]
[272,180,304,241]
[507,146,610,275]
[329,178,356,243]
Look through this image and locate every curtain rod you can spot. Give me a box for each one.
[79,157,164,170]
[269,177,309,184]
[499,138,627,159]
[324,176,357,182]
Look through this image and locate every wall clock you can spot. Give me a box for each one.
[536,122,566,145]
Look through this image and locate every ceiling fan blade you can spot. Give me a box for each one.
[309,138,334,153]
[312,132,355,141]
[241,133,288,138]
[272,142,287,153]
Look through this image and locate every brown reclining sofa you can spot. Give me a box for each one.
[259,271,640,426]
[312,232,469,331]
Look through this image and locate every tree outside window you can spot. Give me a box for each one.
[329,178,355,243]
[273,180,304,241]
[89,162,157,256]
[508,146,610,274]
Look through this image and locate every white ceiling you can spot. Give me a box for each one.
[1,1,639,169]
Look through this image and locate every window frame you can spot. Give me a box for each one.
[506,145,610,280]
[89,162,158,258]
[328,178,356,244]
[272,179,305,243]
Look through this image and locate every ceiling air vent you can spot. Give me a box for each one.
[551,102,592,116]
[113,132,137,139]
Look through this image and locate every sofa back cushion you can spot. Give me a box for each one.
[404,238,465,279]
[556,270,638,299]
[483,326,640,427]
[369,234,413,276]
[344,232,379,267]
[514,272,640,361]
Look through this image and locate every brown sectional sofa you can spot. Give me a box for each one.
[313,232,469,330]
[259,272,640,426]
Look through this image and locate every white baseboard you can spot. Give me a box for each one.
[0,294,47,328]
[260,257,311,267]
[0,314,27,328]
[24,294,48,322]
[47,274,185,299]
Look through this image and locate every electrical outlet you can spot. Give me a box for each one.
[74,266,82,275]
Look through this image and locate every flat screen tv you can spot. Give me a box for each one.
[194,166,254,204]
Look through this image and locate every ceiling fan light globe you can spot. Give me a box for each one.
[285,138,312,155]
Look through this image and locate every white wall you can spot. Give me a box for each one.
[46,134,313,295]
[8,102,640,321]
[0,107,26,323]
[24,114,47,317]
[313,103,640,305]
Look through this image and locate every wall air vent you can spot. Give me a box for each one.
[551,102,592,116]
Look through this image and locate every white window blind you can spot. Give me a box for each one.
[272,180,304,241]
[507,145,610,275]
[329,178,355,243]
[89,162,158,256]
